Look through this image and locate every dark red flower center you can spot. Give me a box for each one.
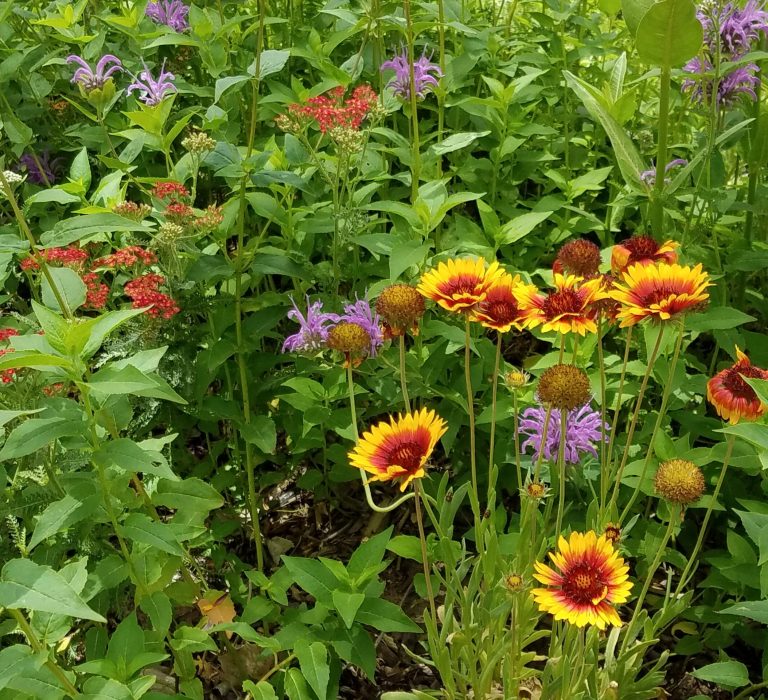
[721,362,765,400]
[562,564,606,604]
[387,441,424,472]
[439,274,481,297]
[480,297,519,324]
[542,289,582,318]
[622,235,660,260]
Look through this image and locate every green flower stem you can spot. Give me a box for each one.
[414,480,437,622]
[533,406,554,485]
[605,325,634,472]
[436,0,446,151]
[9,608,80,697]
[403,0,421,202]
[487,332,502,509]
[597,316,609,521]
[609,327,663,512]
[621,508,678,653]
[650,66,672,237]
[346,363,414,512]
[0,170,72,320]
[399,334,411,412]
[464,315,481,524]
[512,391,523,497]
[675,434,736,596]
[555,408,568,536]
[619,323,685,524]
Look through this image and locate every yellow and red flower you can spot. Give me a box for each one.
[532,531,633,629]
[707,348,768,424]
[418,258,504,313]
[611,235,679,275]
[471,272,527,332]
[348,408,447,491]
[516,273,603,336]
[610,263,710,327]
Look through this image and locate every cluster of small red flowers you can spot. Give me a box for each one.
[165,202,194,223]
[124,274,179,319]
[0,328,19,343]
[42,382,66,397]
[113,201,151,220]
[93,246,157,270]
[0,328,19,384]
[82,273,110,310]
[20,246,89,271]
[284,85,378,134]
[193,204,224,232]
[153,181,190,200]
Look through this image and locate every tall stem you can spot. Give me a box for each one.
[487,332,502,508]
[555,408,567,536]
[605,326,634,471]
[464,315,481,523]
[597,316,609,520]
[512,392,523,496]
[650,66,672,237]
[403,0,421,202]
[414,481,437,621]
[399,335,411,412]
[675,434,735,595]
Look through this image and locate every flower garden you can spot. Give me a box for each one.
[1,0,768,698]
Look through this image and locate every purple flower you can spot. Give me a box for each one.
[702,0,768,54]
[17,151,63,186]
[66,54,122,91]
[146,0,190,32]
[519,403,609,465]
[381,49,442,99]
[340,297,384,357]
[282,296,340,353]
[639,158,689,186]
[682,56,760,106]
[127,61,177,106]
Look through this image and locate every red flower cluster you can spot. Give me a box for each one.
[20,246,89,271]
[0,328,19,384]
[113,201,151,220]
[153,181,190,200]
[42,382,66,397]
[93,246,157,270]
[165,202,194,223]
[0,328,19,343]
[283,85,378,133]
[193,204,224,232]
[82,273,110,310]
[124,274,179,319]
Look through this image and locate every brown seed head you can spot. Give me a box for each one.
[327,322,371,355]
[537,364,591,411]
[654,459,705,505]
[375,284,425,336]
[555,239,602,277]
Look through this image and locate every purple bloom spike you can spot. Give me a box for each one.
[381,48,442,99]
[519,402,609,465]
[340,297,384,357]
[639,158,689,186]
[126,61,177,106]
[66,54,122,91]
[282,296,340,353]
[146,0,190,32]
[17,150,63,186]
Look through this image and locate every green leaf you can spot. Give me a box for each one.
[41,214,154,248]
[214,75,249,102]
[0,351,73,373]
[691,660,749,688]
[0,409,43,430]
[284,668,312,700]
[69,147,91,190]
[154,478,224,513]
[242,680,279,700]
[686,306,756,331]
[496,211,552,245]
[721,423,768,451]
[0,417,85,460]
[93,438,178,481]
[107,613,144,681]
[80,678,133,700]
[621,0,655,35]
[389,242,430,281]
[430,131,490,155]
[348,526,393,577]
[120,514,184,556]
[42,267,87,313]
[386,535,423,562]
[88,364,187,403]
[719,600,768,624]
[29,494,99,550]
[354,598,420,632]
[294,640,330,700]
[745,377,768,406]
[250,49,291,79]
[0,559,105,622]
[332,590,365,628]
[31,301,71,354]
[635,0,703,67]
[0,645,42,692]
[282,556,338,604]
[80,308,148,359]
[241,415,277,454]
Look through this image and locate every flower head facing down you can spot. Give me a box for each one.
[532,531,633,629]
[381,49,443,99]
[520,402,608,465]
[348,408,447,491]
[610,235,679,275]
[471,272,527,332]
[610,263,710,327]
[376,284,425,338]
[127,61,176,106]
[418,258,505,313]
[146,0,190,32]
[282,296,340,353]
[339,297,383,357]
[66,54,122,91]
[553,239,602,277]
[707,347,768,424]
[517,274,604,336]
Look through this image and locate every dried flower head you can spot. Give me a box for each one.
[553,239,602,277]
[654,459,705,505]
[376,284,425,338]
[537,364,591,411]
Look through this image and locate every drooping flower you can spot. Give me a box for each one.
[654,458,706,505]
[281,297,339,353]
[639,159,689,187]
[610,235,679,275]
[516,273,603,336]
[339,298,384,357]
[590,274,622,322]
[707,347,768,423]
[471,272,527,332]
[519,402,608,465]
[375,284,425,338]
[553,239,602,277]
[610,262,710,327]
[17,151,62,186]
[127,61,176,106]
[380,49,443,99]
[418,258,505,313]
[66,54,122,91]
[146,0,190,32]
[532,531,633,629]
[348,407,447,491]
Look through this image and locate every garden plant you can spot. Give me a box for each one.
[2,0,768,698]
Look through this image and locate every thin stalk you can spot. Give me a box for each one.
[605,325,634,472]
[9,609,80,697]
[399,335,411,412]
[650,66,672,237]
[436,0,446,150]
[403,0,421,201]
[555,408,567,536]
[609,328,663,510]
[597,316,609,520]
[346,363,414,512]
[512,391,523,496]
[487,332,502,508]
[463,315,481,522]
[414,481,437,621]
[675,434,735,595]
[619,323,685,523]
